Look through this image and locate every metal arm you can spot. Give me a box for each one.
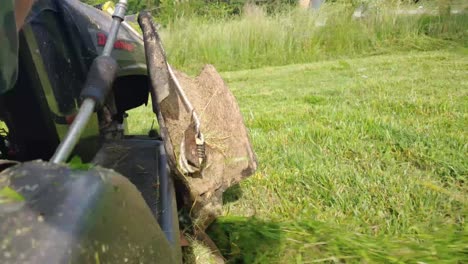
[51,0,128,164]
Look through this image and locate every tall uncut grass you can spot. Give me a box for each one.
[160,2,467,73]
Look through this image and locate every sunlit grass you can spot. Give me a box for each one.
[128,49,467,262]
[127,4,467,261]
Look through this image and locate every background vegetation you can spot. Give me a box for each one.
[161,4,467,74]
[84,0,467,73]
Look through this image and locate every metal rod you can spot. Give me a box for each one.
[102,18,122,57]
[51,0,128,163]
[102,0,128,56]
[167,63,201,132]
[145,16,201,134]
[51,99,96,163]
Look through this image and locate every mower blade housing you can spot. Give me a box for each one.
[138,12,257,230]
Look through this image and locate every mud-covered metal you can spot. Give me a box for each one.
[0,161,179,263]
[138,12,258,231]
[92,138,181,248]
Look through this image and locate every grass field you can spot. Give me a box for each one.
[126,2,467,262]
[128,48,467,263]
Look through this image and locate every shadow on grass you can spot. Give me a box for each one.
[207,217,283,264]
[222,184,243,205]
[205,216,467,263]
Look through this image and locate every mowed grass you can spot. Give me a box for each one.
[127,49,467,263]
[128,2,468,262]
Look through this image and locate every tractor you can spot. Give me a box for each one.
[0,0,256,263]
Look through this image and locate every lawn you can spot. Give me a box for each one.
[128,49,467,263]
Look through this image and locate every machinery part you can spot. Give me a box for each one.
[0,128,10,159]
[167,64,202,134]
[136,11,202,131]
[92,138,181,248]
[50,98,95,163]
[0,160,180,263]
[103,0,127,56]
[168,63,206,174]
[93,1,116,15]
[0,160,19,172]
[80,56,118,107]
[138,12,257,231]
[138,12,206,176]
[51,0,128,164]
[157,143,178,245]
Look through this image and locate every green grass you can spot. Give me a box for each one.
[127,3,468,262]
[128,49,467,262]
[159,3,468,74]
